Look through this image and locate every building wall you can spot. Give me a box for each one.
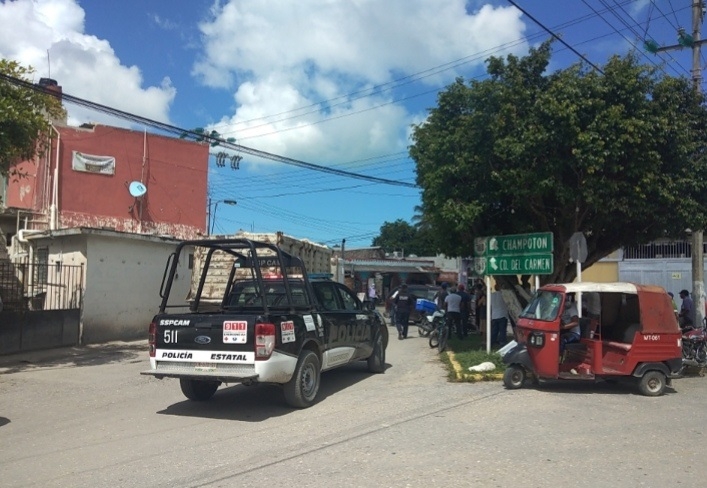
[36,232,190,344]
[82,234,190,343]
[6,124,209,239]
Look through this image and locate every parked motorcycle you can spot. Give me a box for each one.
[681,325,707,371]
[418,308,445,337]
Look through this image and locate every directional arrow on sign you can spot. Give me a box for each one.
[489,238,499,252]
[489,257,498,270]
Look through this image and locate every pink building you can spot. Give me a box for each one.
[4,122,209,240]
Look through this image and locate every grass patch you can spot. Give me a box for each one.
[445,334,505,379]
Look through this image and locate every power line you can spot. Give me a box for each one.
[0,72,418,189]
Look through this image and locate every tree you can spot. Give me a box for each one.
[0,60,65,181]
[372,219,436,256]
[410,41,707,284]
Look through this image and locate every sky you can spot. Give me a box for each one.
[0,0,701,249]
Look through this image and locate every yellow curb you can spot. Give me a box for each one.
[446,350,503,382]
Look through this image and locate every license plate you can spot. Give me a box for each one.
[194,362,217,372]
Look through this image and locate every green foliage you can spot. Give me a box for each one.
[410,40,707,283]
[0,59,65,178]
[372,219,437,256]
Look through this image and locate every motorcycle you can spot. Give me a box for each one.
[681,325,707,371]
[418,308,445,337]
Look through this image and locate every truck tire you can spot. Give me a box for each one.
[367,331,386,374]
[284,350,321,408]
[180,379,220,401]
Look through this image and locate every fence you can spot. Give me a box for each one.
[0,259,84,312]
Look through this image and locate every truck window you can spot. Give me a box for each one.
[313,283,339,311]
[336,285,360,311]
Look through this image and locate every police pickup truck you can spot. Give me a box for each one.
[141,238,388,408]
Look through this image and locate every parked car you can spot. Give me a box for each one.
[385,284,439,324]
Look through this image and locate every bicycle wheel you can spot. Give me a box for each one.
[428,330,439,348]
[438,325,448,353]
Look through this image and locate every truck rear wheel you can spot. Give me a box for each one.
[180,379,220,401]
[284,350,321,408]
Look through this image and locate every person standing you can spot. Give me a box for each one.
[434,282,449,310]
[456,284,472,337]
[444,285,463,340]
[394,284,412,339]
[368,281,377,309]
[490,284,509,347]
[679,289,695,329]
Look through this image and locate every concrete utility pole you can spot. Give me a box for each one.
[690,0,705,327]
[647,1,706,325]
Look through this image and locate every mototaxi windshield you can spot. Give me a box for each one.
[519,290,563,321]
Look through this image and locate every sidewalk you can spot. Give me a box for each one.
[0,339,148,374]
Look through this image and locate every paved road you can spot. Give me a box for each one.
[0,327,705,488]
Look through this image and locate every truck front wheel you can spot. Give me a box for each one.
[284,350,321,408]
[180,379,220,401]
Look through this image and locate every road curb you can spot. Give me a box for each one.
[447,350,503,382]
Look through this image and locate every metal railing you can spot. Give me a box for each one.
[0,259,84,312]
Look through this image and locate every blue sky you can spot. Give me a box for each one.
[0,0,700,248]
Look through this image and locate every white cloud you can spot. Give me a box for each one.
[0,0,175,126]
[194,0,527,168]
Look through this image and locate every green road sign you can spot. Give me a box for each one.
[475,254,554,276]
[474,232,553,257]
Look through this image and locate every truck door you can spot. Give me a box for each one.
[312,281,371,369]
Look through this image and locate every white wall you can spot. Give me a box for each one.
[82,235,189,343]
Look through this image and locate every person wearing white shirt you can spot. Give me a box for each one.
[490,284,509,347]
[444,286,463,339]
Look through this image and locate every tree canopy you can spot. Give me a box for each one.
[410,41,707,284]
[372,219,437,257]
[0,59,65,181]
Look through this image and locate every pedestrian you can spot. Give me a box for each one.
[678,289,694,329]
[368,281,377,309]
[394,284,412,339]
[434,282,448,310]
[444,285,463,339]
[667,292,678,319]
[490,284,509,347]
[456,283,472,337]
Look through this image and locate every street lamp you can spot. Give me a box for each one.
[208,198,237,235]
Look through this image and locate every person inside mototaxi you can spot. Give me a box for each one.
[560,293,581,354]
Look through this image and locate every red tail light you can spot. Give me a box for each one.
[148,321,156,357]
[255,323,276,360]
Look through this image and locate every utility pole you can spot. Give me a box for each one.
[645,0,706,325]
[690,0,705,328]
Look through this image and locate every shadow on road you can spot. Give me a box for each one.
[0,341,146,374]
[0,417,10,427]
[529,378,678,396]
[157,360,390,422]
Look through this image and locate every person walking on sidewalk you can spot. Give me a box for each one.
[394,284,412,339]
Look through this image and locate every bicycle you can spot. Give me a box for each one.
[428,310,449,353]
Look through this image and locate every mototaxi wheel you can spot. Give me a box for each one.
[503,365,526,390]
[638,370,667,396]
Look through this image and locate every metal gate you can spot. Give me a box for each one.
[0,259,84,355]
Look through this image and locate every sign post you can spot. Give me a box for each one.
[474,232,554,353]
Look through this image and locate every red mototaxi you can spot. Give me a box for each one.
[502,282,683,396]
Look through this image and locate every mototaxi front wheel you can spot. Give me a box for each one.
[503,365,526,390]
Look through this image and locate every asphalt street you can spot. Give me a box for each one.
[0,326,705,488]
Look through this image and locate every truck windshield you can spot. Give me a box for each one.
[519,290,563,321]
